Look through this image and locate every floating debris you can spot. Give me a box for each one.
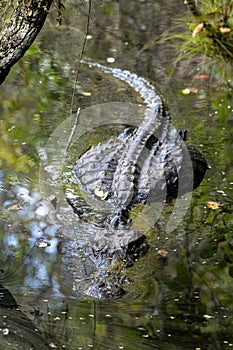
[6,203,22,211]
[36,240,51,248]
[94,188,109,200]
[219,27,231,34]
[106,57,115,63]
[80,91,92,96]
[206,201,222,209]
[158,249,168,257]
[182,87,198,94]
[193,75,209,79]
[2,328,9,336]
[47,194,57,208]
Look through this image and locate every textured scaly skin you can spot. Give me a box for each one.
[74,61,207,224]
[76,61,169,208]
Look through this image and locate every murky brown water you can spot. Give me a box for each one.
[0,0,233,349]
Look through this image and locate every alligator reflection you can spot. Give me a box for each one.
[1,178,233,349]
[0,176,151,300]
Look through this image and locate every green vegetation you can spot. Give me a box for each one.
[142,0,233,80]
[186,0,233,59]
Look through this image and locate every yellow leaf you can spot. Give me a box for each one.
[182,88,191,95]
[206,201,222,209]
[80,91,92,96]
[219,27,231,34]
[182,87,198,94]
[192,23,204,38]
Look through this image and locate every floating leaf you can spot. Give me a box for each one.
[94,188,108,200]
[206,201,222,209]
[47,194,57,208]
[36,241,51,248]
[182,88,191,95]
[182,87,198,94]
[6,203,22,211]
[158,249,168,258]
[80,91,92,96]
[188,87,198,93]
[2,328,9,336]
[219,27,231,34]
[193,74,209,79]
[216,189,227,196]
[106,57,115,63]
[47,194,56,201]
[203,314,213,320]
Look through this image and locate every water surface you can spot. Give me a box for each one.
[0,1,233,349]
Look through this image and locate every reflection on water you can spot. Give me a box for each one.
[0,0,233,348]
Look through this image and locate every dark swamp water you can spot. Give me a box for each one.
[0,1,233,349]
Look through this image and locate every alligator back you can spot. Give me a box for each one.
[73,62,207,225]
[80,61,162,109]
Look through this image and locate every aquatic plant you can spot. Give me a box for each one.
[142,0,233,81]
[176,0,233,80]
[185,0,233,59]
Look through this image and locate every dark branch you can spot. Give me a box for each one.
[0,0,53,84]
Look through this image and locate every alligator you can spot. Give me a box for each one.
[72,61,207,227]
[63,62,208,299]
[1,63,207,301]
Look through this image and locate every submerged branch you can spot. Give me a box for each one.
[0,0,53,84]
